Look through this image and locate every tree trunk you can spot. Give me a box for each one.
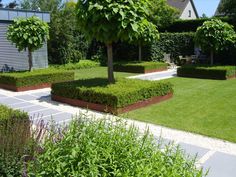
[210,50,214,65]
[106,43,115,84]
[138,42,142,62]
[28,49,33,71]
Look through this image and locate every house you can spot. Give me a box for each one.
[0,8,50,71]
[167,0,199,19]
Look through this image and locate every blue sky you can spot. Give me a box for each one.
[2,0,221,17]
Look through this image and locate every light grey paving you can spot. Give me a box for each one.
[9,102,35,109]
[29,108,61,118]
[42,112,73,124]
[0,94,7,98]
[15,94,38,101]
[31,91,50,98]
[203,152,236,177]
[179,142,209,160]
[0,97,23,105]
[133,70,177,81]
[19,105,47,113]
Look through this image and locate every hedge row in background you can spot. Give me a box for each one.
[177,65,236,80]
[113,61,168,73]
[49,60,99,70]
[51,78,173,108]
[0,69,74,88]
[0,105,30,176]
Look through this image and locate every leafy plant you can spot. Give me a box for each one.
[76,0,157,83]
[7,16,49,71]
[28,116,205,176]
[195,19,236,65]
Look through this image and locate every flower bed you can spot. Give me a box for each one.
[51,78,173,114]
[177,65,236,80]
[0,69,75,91]
[113,61,168,73]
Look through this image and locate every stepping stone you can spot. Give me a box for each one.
[203,152,236,177]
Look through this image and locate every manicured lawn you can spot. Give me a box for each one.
[123,77,236,143]
[74,67,135,79]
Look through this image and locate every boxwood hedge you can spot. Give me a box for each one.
[177,65,236,80]
[113,61,168,73]
[51,78,173,108]
[0,69,75,87]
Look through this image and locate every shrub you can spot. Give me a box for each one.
[0,105,30,176]
[177,65,236,80]
[51,78,173,108]
[49,60,99,70]
[0,69,75,87]
[28,116,205,176]
[113,61,168,73]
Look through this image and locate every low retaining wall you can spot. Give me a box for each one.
[0,83,51,92]
[52,93,173,114]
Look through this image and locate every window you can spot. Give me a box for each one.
[188,10,191,17]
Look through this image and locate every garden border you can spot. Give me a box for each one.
[0,83,51,92]
[51,93,173,114]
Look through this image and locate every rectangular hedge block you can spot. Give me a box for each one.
[177,65,236,80]
[51,78,173,114]
[0,69,75,91]
[113,61,168,73]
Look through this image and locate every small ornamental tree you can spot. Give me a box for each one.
[7,16,49,71]
[195,19,236,65]
[76,0,156,83]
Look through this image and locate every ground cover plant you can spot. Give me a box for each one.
[177,65,236,80]
[124,77,236,143]
[50,60,99,70]
[28,116,205,176]
[51,78,173,113]
[0,105,30,176]
[113,61,168,73]
[0,69,74,88]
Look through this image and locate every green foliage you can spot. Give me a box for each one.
[0,69,74,87]
[28,116,204,176]
[51,78,173,108]
[151,32,195,62]
[7,16,49,52]
[76,0,155,44]
[177,65,236,80]
[0,105,30,177]
[195,19,236,52]
[148,0,179,29]
[114,61,168,73]
[49,60,99,70]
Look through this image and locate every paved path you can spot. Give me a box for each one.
[1,87,236,177]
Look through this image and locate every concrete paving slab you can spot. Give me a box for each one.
[42,112,73,124]
[19,105,47,113]
[31,92,50,97]
[15,94,38,101]
[29,108,61,118]
[9,102,35,109]
[203,152,236,177]
[0,97,23,105]
[0,94,7,98]
[179,142,209,160]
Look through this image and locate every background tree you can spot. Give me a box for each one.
[219,0,236,18]
[7,16,49,71]
[195,19,236,65]
[0,0,3,7]
[5,0,18,8]
[76,0,156,83]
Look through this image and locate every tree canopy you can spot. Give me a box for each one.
[7,16,49,71]
[195,19,236,65]
[219,0,236,18]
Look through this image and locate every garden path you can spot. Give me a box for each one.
[0,85,236,177]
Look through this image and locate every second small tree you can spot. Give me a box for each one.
[7,16,49,71]
[195,19,236,65]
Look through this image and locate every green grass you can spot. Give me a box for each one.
[123,77,236,143]
[74,67,135,80]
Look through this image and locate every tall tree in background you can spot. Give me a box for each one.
[0,0,3,8]
[76,0,157,83]
[219,0,236,18]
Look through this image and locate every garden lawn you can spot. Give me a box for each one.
[74,67,135,80]
[123,77,236,143]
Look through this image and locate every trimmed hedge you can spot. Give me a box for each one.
[0,105,30,176]
[177,65,236,80]
[49,60,99,70]
[51,78,173,108]
[0,69,75,87]
[113,61,168,73]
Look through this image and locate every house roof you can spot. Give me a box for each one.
[167,0,199,18]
